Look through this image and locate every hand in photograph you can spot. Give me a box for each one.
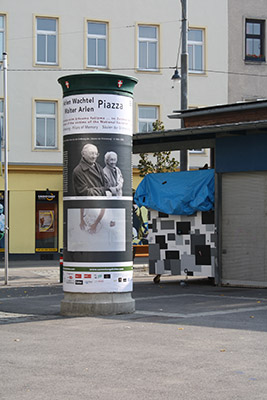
[80,208,106,234]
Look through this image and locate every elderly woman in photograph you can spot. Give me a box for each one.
[103,151,124,196]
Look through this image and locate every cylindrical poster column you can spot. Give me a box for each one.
[58,73,138,315]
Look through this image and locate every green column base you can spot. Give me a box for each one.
[60,292,135,316]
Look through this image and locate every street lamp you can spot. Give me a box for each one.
[180,0,188,170]
[171,0,188,170]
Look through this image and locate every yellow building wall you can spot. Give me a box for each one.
[9,190,35,253]
[133,168,143,190]
[0,165,140,254]
[0,165,63,254]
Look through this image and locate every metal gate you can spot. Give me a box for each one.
[221,171,267,287]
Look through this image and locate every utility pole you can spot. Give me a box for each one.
[3,52,9,285]
[179,0,188,171]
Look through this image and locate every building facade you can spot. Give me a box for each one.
[134,99,267,287]
[228,0,267,103]
[0,0,228,258]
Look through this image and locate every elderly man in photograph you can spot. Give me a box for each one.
[103,151,124,196]
[73,144,111,196]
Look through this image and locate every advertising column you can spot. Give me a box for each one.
[58,73,137,315]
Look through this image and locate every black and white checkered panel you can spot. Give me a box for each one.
[148,210,216,277]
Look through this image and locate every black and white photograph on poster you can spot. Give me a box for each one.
[63,198,132,263]
[63,134,131,197]
[67,208,126,252]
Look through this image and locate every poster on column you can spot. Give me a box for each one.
[63,133,132,198]
[62,91,134,293]
[62,94,133,136]
[64,199,132,262]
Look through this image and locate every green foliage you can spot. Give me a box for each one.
[137,120,179,177]
[152,119,164,131]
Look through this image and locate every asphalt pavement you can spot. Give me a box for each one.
[0,261,267,400]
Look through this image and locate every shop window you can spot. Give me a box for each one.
[36,191,58,252]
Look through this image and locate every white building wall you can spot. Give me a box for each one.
[0,0,228,167]
[188,0,228,107]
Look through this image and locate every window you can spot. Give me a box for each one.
[138,106,158,132]
[138,25,159,71]
[245,19,265,61]
[87,21,108,68]
[0,99,3,147]
[189,149,205,154]
[188,29,204,73]
[35,101,57,149]
[36,17,58,65]
[0,15,5,62]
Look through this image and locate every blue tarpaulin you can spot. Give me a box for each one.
[134,169,215,215]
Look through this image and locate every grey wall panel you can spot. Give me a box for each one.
[221,172,267,285]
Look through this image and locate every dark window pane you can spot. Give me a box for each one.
[88,22,106,35]
[47,35,56,63]
[88,38,96,65]
[37,18,56,32]
[195,45,203,70]
[188,29,202,42]
[36,118,45,146]
[139,26,157,39]
[246,22,260,35]
[37,34,46,62]
[139,42,147,68]
[148,42,157,69]
[47,118,56,146]
[98,38,106,66]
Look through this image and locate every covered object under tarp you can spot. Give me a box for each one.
[134,169,215,215]
[134,169,216,282]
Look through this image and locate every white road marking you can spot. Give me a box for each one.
[136,305,267,319]
[0,311,35,319]
[0,293,62,301]
[135,293,267,302]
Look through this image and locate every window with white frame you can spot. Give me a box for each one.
[87,21,108,68]
[138,25,159,71]
[138,106,158,133]
[245,19,265,61]
[0,15,5,62]
[36,17,58,65]
[35,101,57,149]
[188,28,204,73]
[0,100,3,147]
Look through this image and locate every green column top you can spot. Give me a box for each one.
[58,72,138,97]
